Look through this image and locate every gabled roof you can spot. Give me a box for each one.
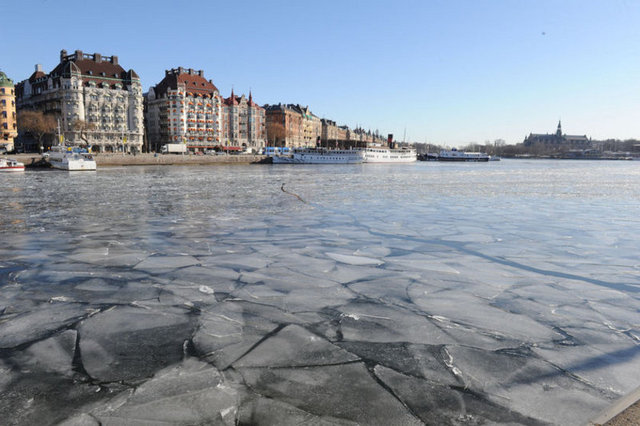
[224,88,240,106]
[28,69,47,83]
[153,67,218,97]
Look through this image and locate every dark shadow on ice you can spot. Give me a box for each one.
[458,244,640,294]
[517,345,640,386]
[369,230,639,294]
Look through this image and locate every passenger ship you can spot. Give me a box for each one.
[437,148,490,162]
[271,148,365,164]
[360,147,417,163]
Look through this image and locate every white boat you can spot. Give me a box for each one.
[437,148,490,162]
[359,147,417,163]
[272,148,365,164]
[0,158,25,172]
[43,146,97,171]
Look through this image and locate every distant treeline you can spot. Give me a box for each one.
[409,139,640,158]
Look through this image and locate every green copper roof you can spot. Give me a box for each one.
[0,71,14,87]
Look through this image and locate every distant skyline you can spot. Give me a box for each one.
[3,0,640,146]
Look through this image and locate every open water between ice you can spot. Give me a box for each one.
[1,159,639,425]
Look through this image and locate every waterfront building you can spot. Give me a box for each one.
[264,103,321,148]
[15,50,143,153]
[523,121,590,147]
[321,119,339,147]
[222,90,266,152]
[145,67,222,153]
[264,103,303,147]
[337,125,349,146]
[0,71,18,152]
[301,106,321,146]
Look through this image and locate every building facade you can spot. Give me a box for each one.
[0,71,17,152]
[523,121,590,147]
[16,50,143,153]
[222,90,266,152]
[264,104,302,147]
[300,106,321,146]
[146,67,222,153]
[264,103,321,148]
[321,119,339,147]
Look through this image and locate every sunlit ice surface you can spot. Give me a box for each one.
[0,160,638,425]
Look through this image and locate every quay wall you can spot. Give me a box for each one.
[9,153,271,167]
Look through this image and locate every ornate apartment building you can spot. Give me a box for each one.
[264,103,321,148]
[145,68,223,153]
[15,50,143,153]
[222,90,266,152]
[0,71,17,152]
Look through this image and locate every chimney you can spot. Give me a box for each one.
[199,70,203,76]
[188,68,194,75]
[35,64,43,72]
[178,67,184,74]
[75,50,83,59]
[60,49,68,61]
[94,53,102,63]
[111,55,118,65]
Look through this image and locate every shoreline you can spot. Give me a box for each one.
[7,153,271,167]
[5,153,636,168]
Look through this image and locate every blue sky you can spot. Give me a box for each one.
[2,0,640,146]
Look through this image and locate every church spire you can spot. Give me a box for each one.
[556,120,562,137]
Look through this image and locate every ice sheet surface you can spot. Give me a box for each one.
[0,160,638,425]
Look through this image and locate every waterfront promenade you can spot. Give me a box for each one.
[10,152,269,167]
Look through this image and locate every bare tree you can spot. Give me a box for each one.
[72,119,96,148]
[17,110,57,153]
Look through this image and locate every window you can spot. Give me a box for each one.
[0,88,4,94]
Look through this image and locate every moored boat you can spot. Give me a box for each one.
[437,148,490,162]
[359,147,417,163]
[0,158,25,172]
[43,146,97,171]
[272,147,365,164]
[417,152,439,161]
